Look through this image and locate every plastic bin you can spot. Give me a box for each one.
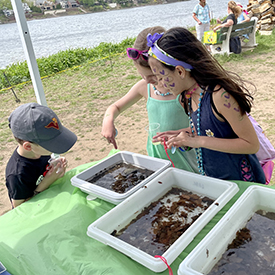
[87,168,239,273]
[71,151,171,204]
[178,185,275,275]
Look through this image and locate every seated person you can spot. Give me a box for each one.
[5,102,77,208]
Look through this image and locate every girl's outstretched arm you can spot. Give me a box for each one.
[101,80,146,149]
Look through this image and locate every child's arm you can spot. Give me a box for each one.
[12,199,25,208]
[166,89,259,154]
[34,157,67,193]
[10,158,67,208]
[101,80,147,148]
[152,128,191,143]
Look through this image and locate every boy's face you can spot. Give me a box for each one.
[30,143,51,156]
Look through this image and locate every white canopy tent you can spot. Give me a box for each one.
[11,0,47,106]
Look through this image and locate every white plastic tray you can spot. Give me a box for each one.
[87,168,239,273]
[70,151,171,204]
[178,185,275,275]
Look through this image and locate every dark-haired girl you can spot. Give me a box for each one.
[148,27,265,183]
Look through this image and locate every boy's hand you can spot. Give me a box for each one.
[46,157,67,179]
[34,157,68,194]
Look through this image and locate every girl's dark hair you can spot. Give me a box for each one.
[133,26,165,68]
[156,27,254,115]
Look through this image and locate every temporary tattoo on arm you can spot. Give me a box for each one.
[224,103,231,108]
[221,91,230,99]
[169,83,175,87]
[104,113,111,118]
[234,107,240,112]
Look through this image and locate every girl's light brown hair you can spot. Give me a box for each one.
[228,1,242,19]
[133,26,165,68]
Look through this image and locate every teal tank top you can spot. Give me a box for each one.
[146,84,199,173]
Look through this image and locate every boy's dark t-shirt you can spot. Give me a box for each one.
[5,148,50,201]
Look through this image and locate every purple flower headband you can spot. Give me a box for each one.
[146,33,193,71]
[147,32,164,47]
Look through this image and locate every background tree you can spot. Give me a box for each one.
[0,0,13,10]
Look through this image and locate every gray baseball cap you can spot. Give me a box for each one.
[9,102,77,154]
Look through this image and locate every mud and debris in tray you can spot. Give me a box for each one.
[112,187,214,256]
[85,162,154,193]
[208,210,275,275]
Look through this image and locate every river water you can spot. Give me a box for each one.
[0,0,248,69]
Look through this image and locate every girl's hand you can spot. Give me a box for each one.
[152,129,185,145]
[101,120,118,149]
[166,130,200,149]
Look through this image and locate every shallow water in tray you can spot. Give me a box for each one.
[113,188,214,256]
[85,162,154,193]
[209,210,275,275]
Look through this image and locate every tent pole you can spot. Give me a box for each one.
[11,0,47,106]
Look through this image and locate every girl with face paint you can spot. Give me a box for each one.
[101,26,199,173]
[147,27,265,183]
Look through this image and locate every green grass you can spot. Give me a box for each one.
[0,38,135,90]
[1,28,275,90]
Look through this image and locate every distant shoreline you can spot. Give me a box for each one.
[0,0,188,25]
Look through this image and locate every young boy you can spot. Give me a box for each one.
[5,102,77,208]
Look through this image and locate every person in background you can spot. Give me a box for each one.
[236,2,250,40]
[6,102,77,208]
[214,1,242,32]
[101,26,198,173]
[192,0,211,42]
[147,27,265,183]
[237,3,250,23]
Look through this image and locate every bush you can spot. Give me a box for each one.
[31,6,42,13]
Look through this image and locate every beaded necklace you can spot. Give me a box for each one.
[188,89,205,175]
[153,86,171,97]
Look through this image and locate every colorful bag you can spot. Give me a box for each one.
[248,114,275,184]
[203,30,218,44]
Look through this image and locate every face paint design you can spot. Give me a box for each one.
[158,69,169,76]
[164,76,173,82]
[149,58,181,95]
